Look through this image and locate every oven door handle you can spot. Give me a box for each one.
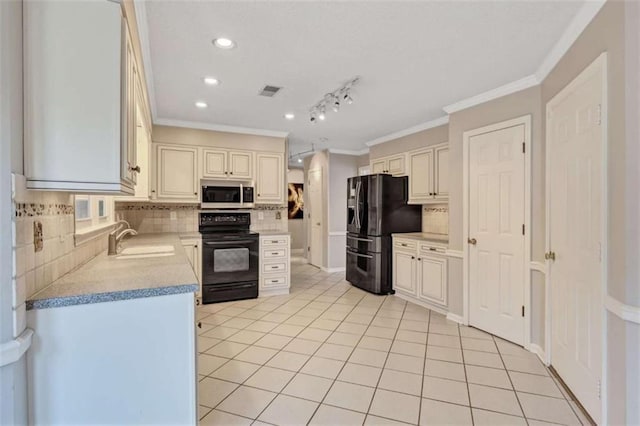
[204,240,256,246]
[346,250,373,259]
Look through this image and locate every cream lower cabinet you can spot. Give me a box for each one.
[153,144,199,201]
[370,154,406,176]
[392,236,448,312]
[256,153,285,204]
[259,235,290,296]
[407,143,448,204]
[181,238,202,300]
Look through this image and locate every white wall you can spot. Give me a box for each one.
[287,169,305,253]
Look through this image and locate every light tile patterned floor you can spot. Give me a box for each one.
[197,257,591,426]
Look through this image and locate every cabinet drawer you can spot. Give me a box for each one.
[261,275,288,288]
[394,239,417,251]
[262,248,287,259]
[261,237,289,246]
[262,262,287,273]
[419,244,446,255]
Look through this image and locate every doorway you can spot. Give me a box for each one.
[546,53,606,424]
[307,168,323,268]
[463,116,531,346]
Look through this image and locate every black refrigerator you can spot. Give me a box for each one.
[346,174,422,295]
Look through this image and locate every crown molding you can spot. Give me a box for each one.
[535,0,607,81]
[365,116,449,147]
[328,148,369,156]
[133,0,157,121]
[154,118,289,138]
[443,75,540,114]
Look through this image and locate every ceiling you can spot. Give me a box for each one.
[140,1,586,155]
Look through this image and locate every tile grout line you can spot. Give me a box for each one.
[416,308,431,425]
[457,321,475,426]
[491,334,529,424]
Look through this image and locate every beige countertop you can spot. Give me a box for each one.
[27,233,198,310]
[392,232,449,245]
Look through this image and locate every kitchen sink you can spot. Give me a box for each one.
[116,245,175,259]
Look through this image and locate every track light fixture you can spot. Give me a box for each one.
[308,76,359,123]
[289,144,316,164]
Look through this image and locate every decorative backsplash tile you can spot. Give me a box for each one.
[422,204,448,235]
[14,202,74,217]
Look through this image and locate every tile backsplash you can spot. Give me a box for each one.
[422,204,448,235]
[11,175,110,336]
[115,202,288,233]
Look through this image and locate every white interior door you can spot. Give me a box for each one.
[308,168,323,267]
[468,123,526,345]
[547,54,605,424]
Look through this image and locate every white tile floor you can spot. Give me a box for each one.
[197,257,591,426]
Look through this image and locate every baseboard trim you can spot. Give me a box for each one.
[529,343,548,365]
[446,312,465,325]
[394,292,448,316]
[321,267,345,273]
[605,295,640,324]
[259,288,290,298]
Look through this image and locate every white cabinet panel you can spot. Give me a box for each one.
[434,146,449,200]
[202,149,227,179]
[156,145,198,200]
[387,155,406,176]
[408,149,433,203]
[228,151,253,180]
[259,234,290,296]
[418,255,447,306]
[24,1,137,194]
[371,160,386,174]
[393,251,416,295]
[256,153,284,204]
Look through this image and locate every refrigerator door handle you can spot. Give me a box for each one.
[355,181,361,229]
[347,235,373,243]
[346,250,373,259]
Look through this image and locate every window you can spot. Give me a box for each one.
[74,195,115,244]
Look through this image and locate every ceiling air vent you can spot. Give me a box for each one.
[258,85,282,97]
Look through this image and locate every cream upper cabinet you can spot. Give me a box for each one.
[407,142,448,204]
[408,149,433,203]
[370,154,406,176]
[434,145,449,200]
[202,149,253,180]
[371,159,386,174]
[24,1,138,194]
[228,151,253,180]
[256,153,285,204]
[154,145,198,201]
[203,149,227,179]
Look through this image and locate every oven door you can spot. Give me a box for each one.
[202,237,258,285]
[201,185,242,209]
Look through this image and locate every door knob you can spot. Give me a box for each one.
[545,251,556,261]
[467,238,477,245]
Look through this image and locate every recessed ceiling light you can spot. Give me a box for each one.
[284,113,295,120]
[213,37,236,49]
[318,112,326,121]
[204,77,219,86]
[195,101,208,108]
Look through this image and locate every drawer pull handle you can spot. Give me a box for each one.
[271,265,279,269]
[272,252,280,255]
[401,243,408,247]
[271,240,279,243]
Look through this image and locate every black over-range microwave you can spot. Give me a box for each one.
[201,181,255,209]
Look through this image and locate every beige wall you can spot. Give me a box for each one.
[369,124,449,159]
[152,125,286,153]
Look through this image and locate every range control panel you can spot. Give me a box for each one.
[199,212,251,228]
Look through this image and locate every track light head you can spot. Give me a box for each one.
[332,97,340,112]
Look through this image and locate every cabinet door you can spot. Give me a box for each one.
[393,251,416,295]
[256,153,284,203]
[202,149,227,179]
[387,154,406,176]
[228,151,253,180]
[371,159,386,174]
[434,146,449,200]
[408,149,433,203]
[120,21,137,187]
[418,255,447,306]
[156,145,198,200]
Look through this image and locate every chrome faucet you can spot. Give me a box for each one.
[108,222,138,255]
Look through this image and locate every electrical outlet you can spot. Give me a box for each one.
[34,221,43,252]
[275,211,282,220]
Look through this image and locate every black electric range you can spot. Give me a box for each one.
[199,212,259,304]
